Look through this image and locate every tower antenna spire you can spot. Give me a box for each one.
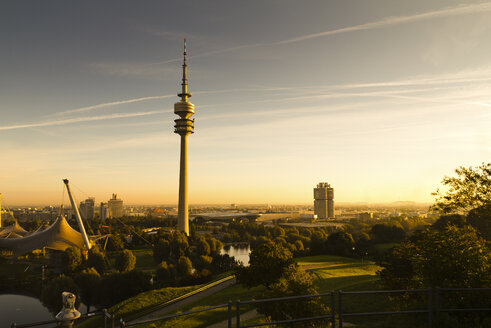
[179,38,190,101]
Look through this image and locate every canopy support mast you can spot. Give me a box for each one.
[63,179,91,252]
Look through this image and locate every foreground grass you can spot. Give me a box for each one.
[76,285,201,328]
[136,283,264,328]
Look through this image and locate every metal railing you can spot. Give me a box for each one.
[10,309,114,328]
[11,287,491,328]
[235,292,335,328]
[434,287,491,325]
[337,288,432,328]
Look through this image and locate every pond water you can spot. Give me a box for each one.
[0,294,53,327]
[0,294,87,327]
[221,244,251,266]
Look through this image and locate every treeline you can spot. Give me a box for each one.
[152,230,237,287]
[219,218,425,260]
[40,245,149,314]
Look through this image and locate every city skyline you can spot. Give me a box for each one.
[1,1,490,206]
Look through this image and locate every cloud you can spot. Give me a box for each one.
[0,110,171,131]
[90,3,491,81]
[275,2,491,44]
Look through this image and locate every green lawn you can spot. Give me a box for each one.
[131,248,156,270]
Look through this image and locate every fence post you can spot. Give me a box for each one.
[228,300,232,328]
[103,309,107,328]
[428,288,433,327]
[331,292,336,328]
[236,300,241,328]
[338,291,343,328]
[435,287,440,328]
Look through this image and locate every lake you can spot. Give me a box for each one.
[221,244,251,266]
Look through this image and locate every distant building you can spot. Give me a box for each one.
[100,202,108,221]
[108,194,124,218]
[358,212,373,220]
[79,197,95,220]
[314,182,335,219]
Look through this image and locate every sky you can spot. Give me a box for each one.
[0,0,490,206]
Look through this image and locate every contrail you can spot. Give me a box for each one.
[275,2,491,44]
[56,95,175,115]
[0,110,171,131]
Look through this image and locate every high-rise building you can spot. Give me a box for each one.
[314,182,335,219]
[108,194,124,218]
[174,39,195,236]
[99,202,108,221]
[79,197,95,220]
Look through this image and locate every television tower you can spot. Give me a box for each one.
[174,39,195,236]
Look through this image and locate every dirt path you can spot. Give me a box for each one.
[127,278,237,325]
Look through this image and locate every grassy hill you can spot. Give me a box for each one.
[99,255,383,328]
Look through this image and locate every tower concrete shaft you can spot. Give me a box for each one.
[174,39,194,236]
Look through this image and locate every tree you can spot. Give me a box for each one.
[310,230,327,254]
[235,242,295,288]
[195,238,211,256]
[107,234,125,251]
[211,253,238,273]
[98,270,151,306]
[115,249,136,272]
[87,248,106,274]
[74,267,101,313]
[325,231,355,257]
[379,226,490,290]
[153,239,171,263]
[256,266,329,327]
[195,255,213,271]
[155,261,176,285]
[63,247,82,272]
[432,162,491,213]
[41,275,79,314]
[177,256,194,280]
[432,214,467,231]
[466,204,491,240]
[170,231,189,259]
[206,236,223,256]
[370,223,405,243]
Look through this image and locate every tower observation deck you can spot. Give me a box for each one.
[174,39,195,236]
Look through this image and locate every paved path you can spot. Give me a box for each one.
[127,277,237,325]
[206,309,258,328]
